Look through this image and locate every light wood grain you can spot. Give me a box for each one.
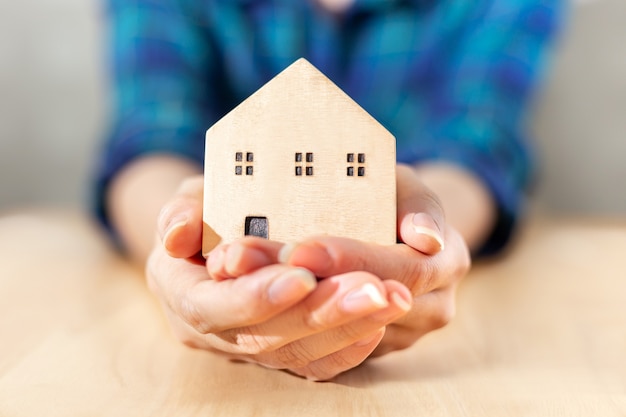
[1,211,625,416]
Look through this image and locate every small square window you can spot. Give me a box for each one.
[306,166,313,176]
[347,153,354,163]
[347,167,354,176]
[358,153,365,163]
[358,167,365,176]
[235,152,243,162]
[246,152,254,162]
[295,152,302,162]
[246,166,253,175]
[306,152,314,163]
[235,166,242,175]
[295,166,302,176]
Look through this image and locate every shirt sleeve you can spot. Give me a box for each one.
[93,0,218,232]
[408,0,565,255]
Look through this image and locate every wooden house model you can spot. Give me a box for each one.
[202,59,397,255]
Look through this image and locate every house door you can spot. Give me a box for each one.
[244,216,268,239]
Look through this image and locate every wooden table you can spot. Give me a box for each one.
[0,210,624,416]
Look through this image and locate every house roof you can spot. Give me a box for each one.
[205,58,395,149]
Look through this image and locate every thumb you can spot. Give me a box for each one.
[396,165,445,255]
[157,176,204,258]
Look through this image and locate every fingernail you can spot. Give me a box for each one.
[354,328,385,347]
[268,268,317,305]
[162,215,188,242]
[341,283,388,313]
[411,212,444,252]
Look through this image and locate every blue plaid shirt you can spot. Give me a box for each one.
[96,0,564,254]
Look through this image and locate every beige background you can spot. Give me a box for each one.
[0,0,624,214]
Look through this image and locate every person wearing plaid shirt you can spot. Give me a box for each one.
[97,0,563,380]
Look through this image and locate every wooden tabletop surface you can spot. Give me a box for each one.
[0,210,624,416]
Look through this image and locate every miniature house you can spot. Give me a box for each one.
[202,58,397,255]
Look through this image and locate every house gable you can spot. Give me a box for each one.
[203,58,396,255]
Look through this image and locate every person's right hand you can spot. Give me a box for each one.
[145,176,412,381]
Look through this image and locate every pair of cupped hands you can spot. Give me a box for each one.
[146,165,470,381]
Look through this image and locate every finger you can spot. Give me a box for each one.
[209,272,408,355]
[279,236,432,292]
[280,224,469,295]
[157,176,204,259]
[254,280,410,370]
[396,164,445,255]
[166,276,408,376]
[183,266,317,333]
[148,245,317,335]
[206,237,284,280]
[288,328,386,381]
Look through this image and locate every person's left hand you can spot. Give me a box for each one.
[207,164,471,357]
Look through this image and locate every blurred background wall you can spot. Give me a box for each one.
[0,0,105,211]
[532,0,626,214]
[0,0,625,214]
